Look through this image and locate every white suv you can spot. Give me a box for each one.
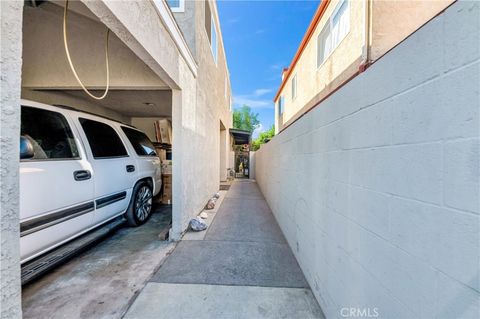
[19,99,162,264]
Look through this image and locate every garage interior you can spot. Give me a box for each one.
[22,0,173,136]
[22,0,176,199]
[23,0,175,203]
[21,0,176,300]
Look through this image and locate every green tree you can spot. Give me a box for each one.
[252,125,275,151]
[233,105,260,133]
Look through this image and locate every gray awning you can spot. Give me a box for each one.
[230,128,251,145]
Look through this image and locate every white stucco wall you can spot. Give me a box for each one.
[256,2,479,318]
[169,0,233,238]
[82,0,232,240]
[1,1,23,318]
[249,151,255,180]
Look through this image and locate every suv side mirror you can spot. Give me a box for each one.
[20,136,34,159]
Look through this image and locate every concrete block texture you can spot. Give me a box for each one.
[444,138,480,213]
[255,2,480,318]
[1,1,23,318]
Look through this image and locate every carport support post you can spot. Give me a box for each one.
[0,1,23,318]
[170,89,183,241]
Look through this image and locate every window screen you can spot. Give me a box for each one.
[205,1,212,41]
[167,0,184,12]
[167,0,180,8]
[317,23,331,67]
[292,75,297,99]
[121,126,157,157]
[211,17,218,64]
[79,118,128,158]
[332,0,350,48]
[21,106,79,160]
[317,0,349,68]
[278,96,284,115]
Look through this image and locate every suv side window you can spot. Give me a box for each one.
[121,126,157,156]
[21,106,79,160]
[79,118,128,159]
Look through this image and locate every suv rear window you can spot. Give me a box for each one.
[21,106,79,160]
[121,126,157,156]
[79,118,128,159]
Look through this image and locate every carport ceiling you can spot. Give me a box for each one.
[46,89,172,118]
[23,2,170,90]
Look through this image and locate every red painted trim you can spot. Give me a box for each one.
[273,0,331,102]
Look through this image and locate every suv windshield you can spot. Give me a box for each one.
[121,126,157,156]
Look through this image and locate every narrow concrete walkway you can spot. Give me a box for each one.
[125,180,324,319]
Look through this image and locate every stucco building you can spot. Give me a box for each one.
[1,0,231,316]
[274,0,454,133]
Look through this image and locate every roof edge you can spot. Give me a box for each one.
[273,0,331,102]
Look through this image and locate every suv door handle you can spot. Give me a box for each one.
[73,170,91,181]
[126,165,135,173]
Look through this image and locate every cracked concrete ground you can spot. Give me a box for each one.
[21,206,174,319]
[125,180,325,319]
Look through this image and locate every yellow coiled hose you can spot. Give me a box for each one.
[63,0,110,100]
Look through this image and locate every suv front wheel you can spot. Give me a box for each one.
[125,182,153,226]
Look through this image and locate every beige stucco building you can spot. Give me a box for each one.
[274,0,454,133]
[1,1,232,316]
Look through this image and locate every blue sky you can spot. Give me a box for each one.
[217,0,319,137]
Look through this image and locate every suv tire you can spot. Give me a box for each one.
[125,182,153,227]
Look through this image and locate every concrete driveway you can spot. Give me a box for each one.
[124,180,324,319]
[22,206,174,319]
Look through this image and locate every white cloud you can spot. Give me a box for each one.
[252,123,264,139]
[233,88,275,109]
[255,29,265,34]
[253,88,273,97]
[270,64,282,70]
[233,96,273,109]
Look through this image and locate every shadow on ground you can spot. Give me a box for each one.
[22,205,174,319]
[126,180,325,319]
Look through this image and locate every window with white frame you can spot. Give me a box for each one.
[205,1,212,38]
[167,0,185,12]
[224,77,227,99]
[292,74,297,100]
[317,24,331,67]
[211,17,218,64]
[317,0,350,67]
[278,96,284,115]
[332,0,350,47]
[205,2,218,64]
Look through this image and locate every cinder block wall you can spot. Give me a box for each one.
[255,2,479,318]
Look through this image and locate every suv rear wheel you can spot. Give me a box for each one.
[125,182,153,226]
